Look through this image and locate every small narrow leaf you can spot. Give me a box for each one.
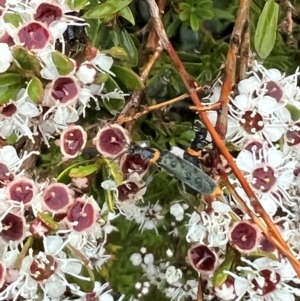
[190,13,200,32]
[286,104,300,122]
[111,65,144,91]
[212,247,236,286]
[51,51,75,75]
[83,0,132,19]
[12,46,40,72]
[254,0,279,59]
[28,77,44,103]
[69,164,98,178]
[118,6,135,25]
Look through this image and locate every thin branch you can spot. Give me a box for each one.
[145,0,300,276]
[117,47,162,121]
[196,278,203,301]
[215,0,251,140]
[117,86,212,124]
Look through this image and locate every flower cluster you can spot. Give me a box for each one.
[0,0,126,146]
[1,0,300,299]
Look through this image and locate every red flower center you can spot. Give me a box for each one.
[18,22,50,50]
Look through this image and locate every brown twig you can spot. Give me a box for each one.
[237,22,250,81]
[117,48,162,121]
[196,278,203,301]
[215,0,251,140]
[116,86,217,124]
[145,0,300,276]
[116,0,167,134]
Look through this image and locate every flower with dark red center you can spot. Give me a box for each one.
[118,181,146,202]
[260,81,283,102]
[43,183,73,213]
[0,212,25,242]
[17,21,51,51]
[93,124,130,159]
[60,125,87,159]
[286,123,300,147]
[229,221,260,253]
[240,110,264,134]
[187,244,218,274]
[0,104,16,117]
[0,163,14,188]
[244,140,264,155]
[29,218,51,238]
[30,254,58,281]
[50,76,79,104]
[7,178,36,205]
[119,153,149,178]
[251,166,277,193]
[34,3,63,26]
[66,198,98,232]
[251,269,281,296]
[215,276,237,301]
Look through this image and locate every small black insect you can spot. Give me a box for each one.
[129,144,216,195]
[183,126,210,166]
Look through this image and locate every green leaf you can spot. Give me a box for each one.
[118,6,135,25]
[6,133,18,145]
[37,212,59,231]
[85,19,102,47]
[179,10,190,22]
[67,0,89,10]
[57,160,90,184]
[0,83,23,104]
[212,247,236,286]
[102,158,123,185]
[83,3,116,19]
[166,15,181,39]
[12,46,40,72]
[254,0,279,59]
[190,13,200,32]
[0,73,25,104]
[120,29,138,66]
[212,8,235,21]
[198,9,214,20]
[69,164,98,178]
[28,77,44,103]
[285,104,300,122]
[3,12,22,27]
[83,0,132,19]
[51,51,75,75]
[111,65,144,91]
[0,73,25,87]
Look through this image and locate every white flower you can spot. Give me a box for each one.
[90,52,115,76]
[133,202,164,235]
[165,266,183,284]
[0,89,40,142]
[227,257,300,301]
[0,235,88,300]
[170,203,185,221]
[186,203,231,247]
[0,43,13,73]
[0,145,39,173]
[130,253,143,266]
[236,145,296,216]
